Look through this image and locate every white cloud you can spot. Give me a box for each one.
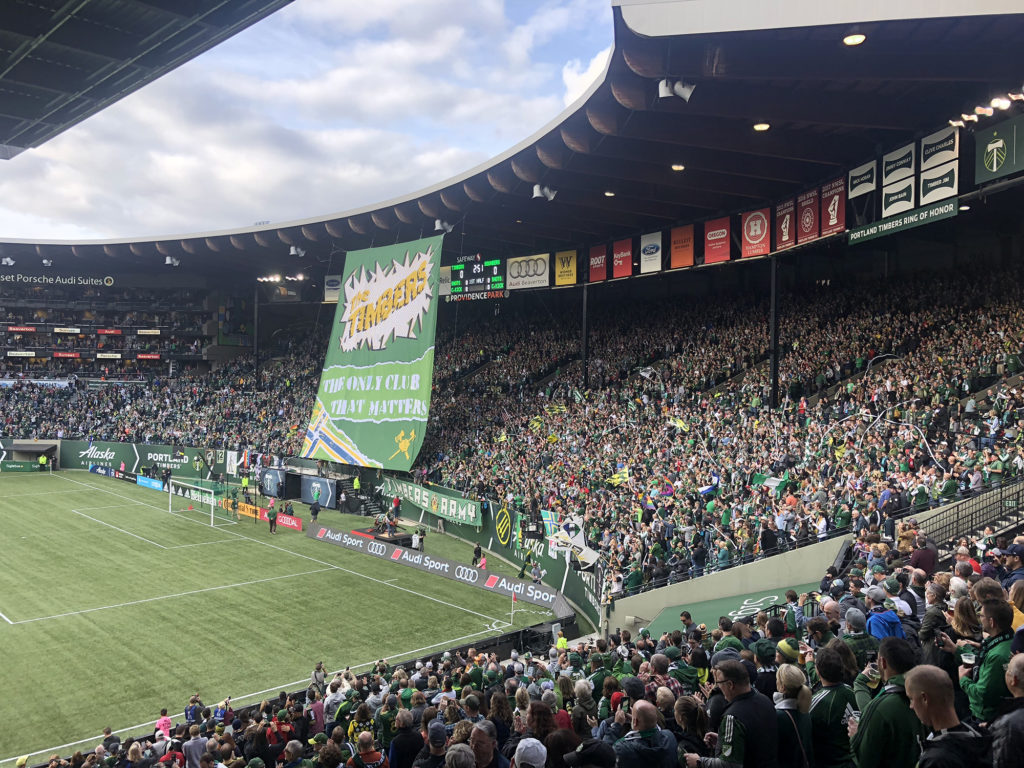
[562,44,611,106]
[0,1,612,240]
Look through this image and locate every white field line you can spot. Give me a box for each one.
[72,509,167,549]
[0,490,88,497]
[69,505,137,511]
[0,624,508,766]
[10,567,335,625]
[54,473,510,625]
[0,610,12,625]
[166,538,241,549]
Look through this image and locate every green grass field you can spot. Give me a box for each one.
[0,471,553,763]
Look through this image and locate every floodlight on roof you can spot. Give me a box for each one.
[990,97,1011,111]
[532,184,557,201]
[289,245,306,258]
[658,79,696,102]
[434,219,454,233]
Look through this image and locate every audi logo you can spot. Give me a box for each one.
[509,258,547,279]
[455,565,480,583]
[367,542,387,556]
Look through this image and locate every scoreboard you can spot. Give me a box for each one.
[450,255,504,294]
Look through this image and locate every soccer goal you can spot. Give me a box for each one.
[168,478,233,525]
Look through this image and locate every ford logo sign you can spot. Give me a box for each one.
[641,244,660,255]
[707,229,728,241]
[326,278,341,288]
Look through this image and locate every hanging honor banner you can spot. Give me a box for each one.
[301,235,441,470]
[975,114,1022,184]
[554,250,577,286]
[882,142,915,186]
[639,231,663,274]
[920,126,959,171]
[589,245,607,282]
[740,209,770,258]
[775,199,796,252]
[882,177,916,217]
[919,160,959,205]
[797,189,819,244]
[670,225,694,268]
[848,199,957,244]
[612,239,633,278]
[820,178,846,237]
[848,160,877,200]
[703,217,731,263]
[324,275,342,303]
[507,253,549,290]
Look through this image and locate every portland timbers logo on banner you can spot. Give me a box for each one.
[985,135,1007,174]
[301,236,442,470]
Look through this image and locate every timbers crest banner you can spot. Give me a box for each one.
[301,236,442,470]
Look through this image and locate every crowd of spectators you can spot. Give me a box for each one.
[33,542,1024,768]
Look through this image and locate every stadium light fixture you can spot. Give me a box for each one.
[658,79,696,102]
[603,190,615,197]
[961,113,979,123]
[164,255,180,267]
[842,33,866,46]
[948,119,966,128]
[0,257,15,266]
[289,245,306,258]
[1009,93,1024,102]
[753,122,771,132]
[974,105,994,117]
[434,219,453,233]
[990,97,1012,110]
[670,163,685,172]
[532,184,557,201]
[959,204,971,211]
[41,259,53,267]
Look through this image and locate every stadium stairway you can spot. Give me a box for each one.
[337,477,385,517]
[919,477,1024,568]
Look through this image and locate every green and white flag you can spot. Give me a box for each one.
[751,470,789,497]
[301,235,442,470]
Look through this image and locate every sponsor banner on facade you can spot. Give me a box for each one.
[302,237,441,471]
[670,225,694,268]
[848,159,877,199]
[506,253,549,290]
[881,177,916,218]
[97,329,122,335]
[438,266,451,297]
[848,199,958,244]
[820,178,847,237]
[588,245,607,282]
[301,475,336,508]
[1,460,38,472]
[309,523,560,607]
[920,126,959,171]
[611,239,633,278]
[775,199,796,251]
[137,475,164,491]
[7,326,36,332]
[323,275,342,303]
[96,352,122,359]
[382,476,482,525]
[554,250,577,286]
[976,114,1022,184]
[882,142,915,186]
[89,465,117,478]
[7,350,35,357]
[638,232,662,274]
[703,217,731,263]
[137,329,161,336]
[0,377,69,387]
[797,189,819,244]
[54,327,81,334]
[137,353,161,360]
[740,209,770,258]
[60,439,225,479]
[493,504,513,548]
[54,352,80,358]
[919,160,959,205]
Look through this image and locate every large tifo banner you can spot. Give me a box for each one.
[309,524,564,609]
[382,476,482,525]
[302,235,442,471]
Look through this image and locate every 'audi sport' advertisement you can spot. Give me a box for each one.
[308,524,564,608]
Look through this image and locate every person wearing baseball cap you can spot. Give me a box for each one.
[511,738,546,768]
[865,586,905,640]
[1000,543,1024,590]
[415,721,448,768]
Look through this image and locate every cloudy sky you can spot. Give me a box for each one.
[0,0,612,242]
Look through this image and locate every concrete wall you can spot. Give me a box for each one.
[609,535,848,630]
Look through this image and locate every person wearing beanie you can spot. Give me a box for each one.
[842,609,880,669]
[775,638,800,666]
[752,639,779,699]
[864,586,905,640]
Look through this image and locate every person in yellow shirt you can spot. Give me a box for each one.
[556,630,568,651]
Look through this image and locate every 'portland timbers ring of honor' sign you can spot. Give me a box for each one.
[301,235,443,471]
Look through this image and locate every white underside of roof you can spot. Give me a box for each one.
[614,0,1023,36]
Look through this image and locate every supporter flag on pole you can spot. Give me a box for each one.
[751,470,790,497]
[606,466,630,486]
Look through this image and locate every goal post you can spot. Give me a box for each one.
[168,478,231,525]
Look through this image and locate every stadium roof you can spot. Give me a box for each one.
[2,1,1024,277]
[0,0,293,159]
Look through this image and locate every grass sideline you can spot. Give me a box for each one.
[0,471,552,763]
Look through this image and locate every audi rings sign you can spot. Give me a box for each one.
[506,253,550,290]
[308,524,562,607]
